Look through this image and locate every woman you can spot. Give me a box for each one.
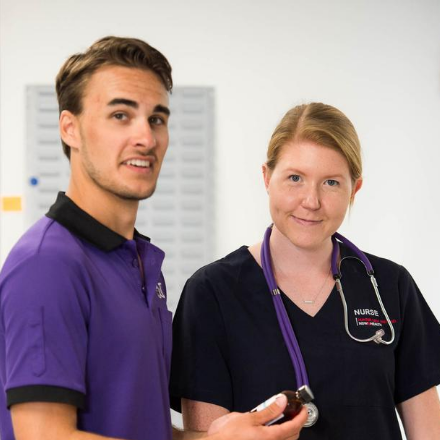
[170,103,440,439]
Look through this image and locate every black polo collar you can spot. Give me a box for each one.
[46,192,150,252]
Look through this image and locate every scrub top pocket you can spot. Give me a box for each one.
[341,342,396,407]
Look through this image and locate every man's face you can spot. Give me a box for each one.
[65,65,170,202]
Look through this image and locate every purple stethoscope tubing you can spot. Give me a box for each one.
[261,225,395,389]
[331,232,373,274]
[261,226,310,387]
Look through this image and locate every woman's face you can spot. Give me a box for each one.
[263,140,362,251]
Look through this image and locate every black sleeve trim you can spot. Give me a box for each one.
[7,385,85,409]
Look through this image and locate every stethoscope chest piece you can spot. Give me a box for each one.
[304,402,319,427]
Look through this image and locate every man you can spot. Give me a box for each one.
[0,37,306,440]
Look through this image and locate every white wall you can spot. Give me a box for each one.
[3,0,439,316]
[1,0,440,423]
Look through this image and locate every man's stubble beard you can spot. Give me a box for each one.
[81,140,158,202]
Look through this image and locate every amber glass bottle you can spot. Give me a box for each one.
[279,386,314,422]
[251,385,315,426]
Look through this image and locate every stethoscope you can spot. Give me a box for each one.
[260,225,396,427]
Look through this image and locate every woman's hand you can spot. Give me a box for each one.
[207,394,307,440]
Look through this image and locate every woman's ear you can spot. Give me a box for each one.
[351,178,363,202]
[59,110,80,152]
[262,163,271,192]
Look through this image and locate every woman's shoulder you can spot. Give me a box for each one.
[364,251,403,272]
[347,246,419,298]
[177,246,253,303]
[189,245,253,283]
[341,242,407,276]
[339,243,419,300]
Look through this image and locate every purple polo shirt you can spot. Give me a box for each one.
[0,192,173,440]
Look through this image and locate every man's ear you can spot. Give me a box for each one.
[59,110,81,152]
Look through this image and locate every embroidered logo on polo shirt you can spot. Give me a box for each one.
[353,308,397,327]
[156,282,165,299]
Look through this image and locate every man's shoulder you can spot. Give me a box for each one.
[1,216,87,278]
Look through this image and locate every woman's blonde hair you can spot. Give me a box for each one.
[266,103,362,183]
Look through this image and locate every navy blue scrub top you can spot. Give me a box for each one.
[170,245,440,440]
